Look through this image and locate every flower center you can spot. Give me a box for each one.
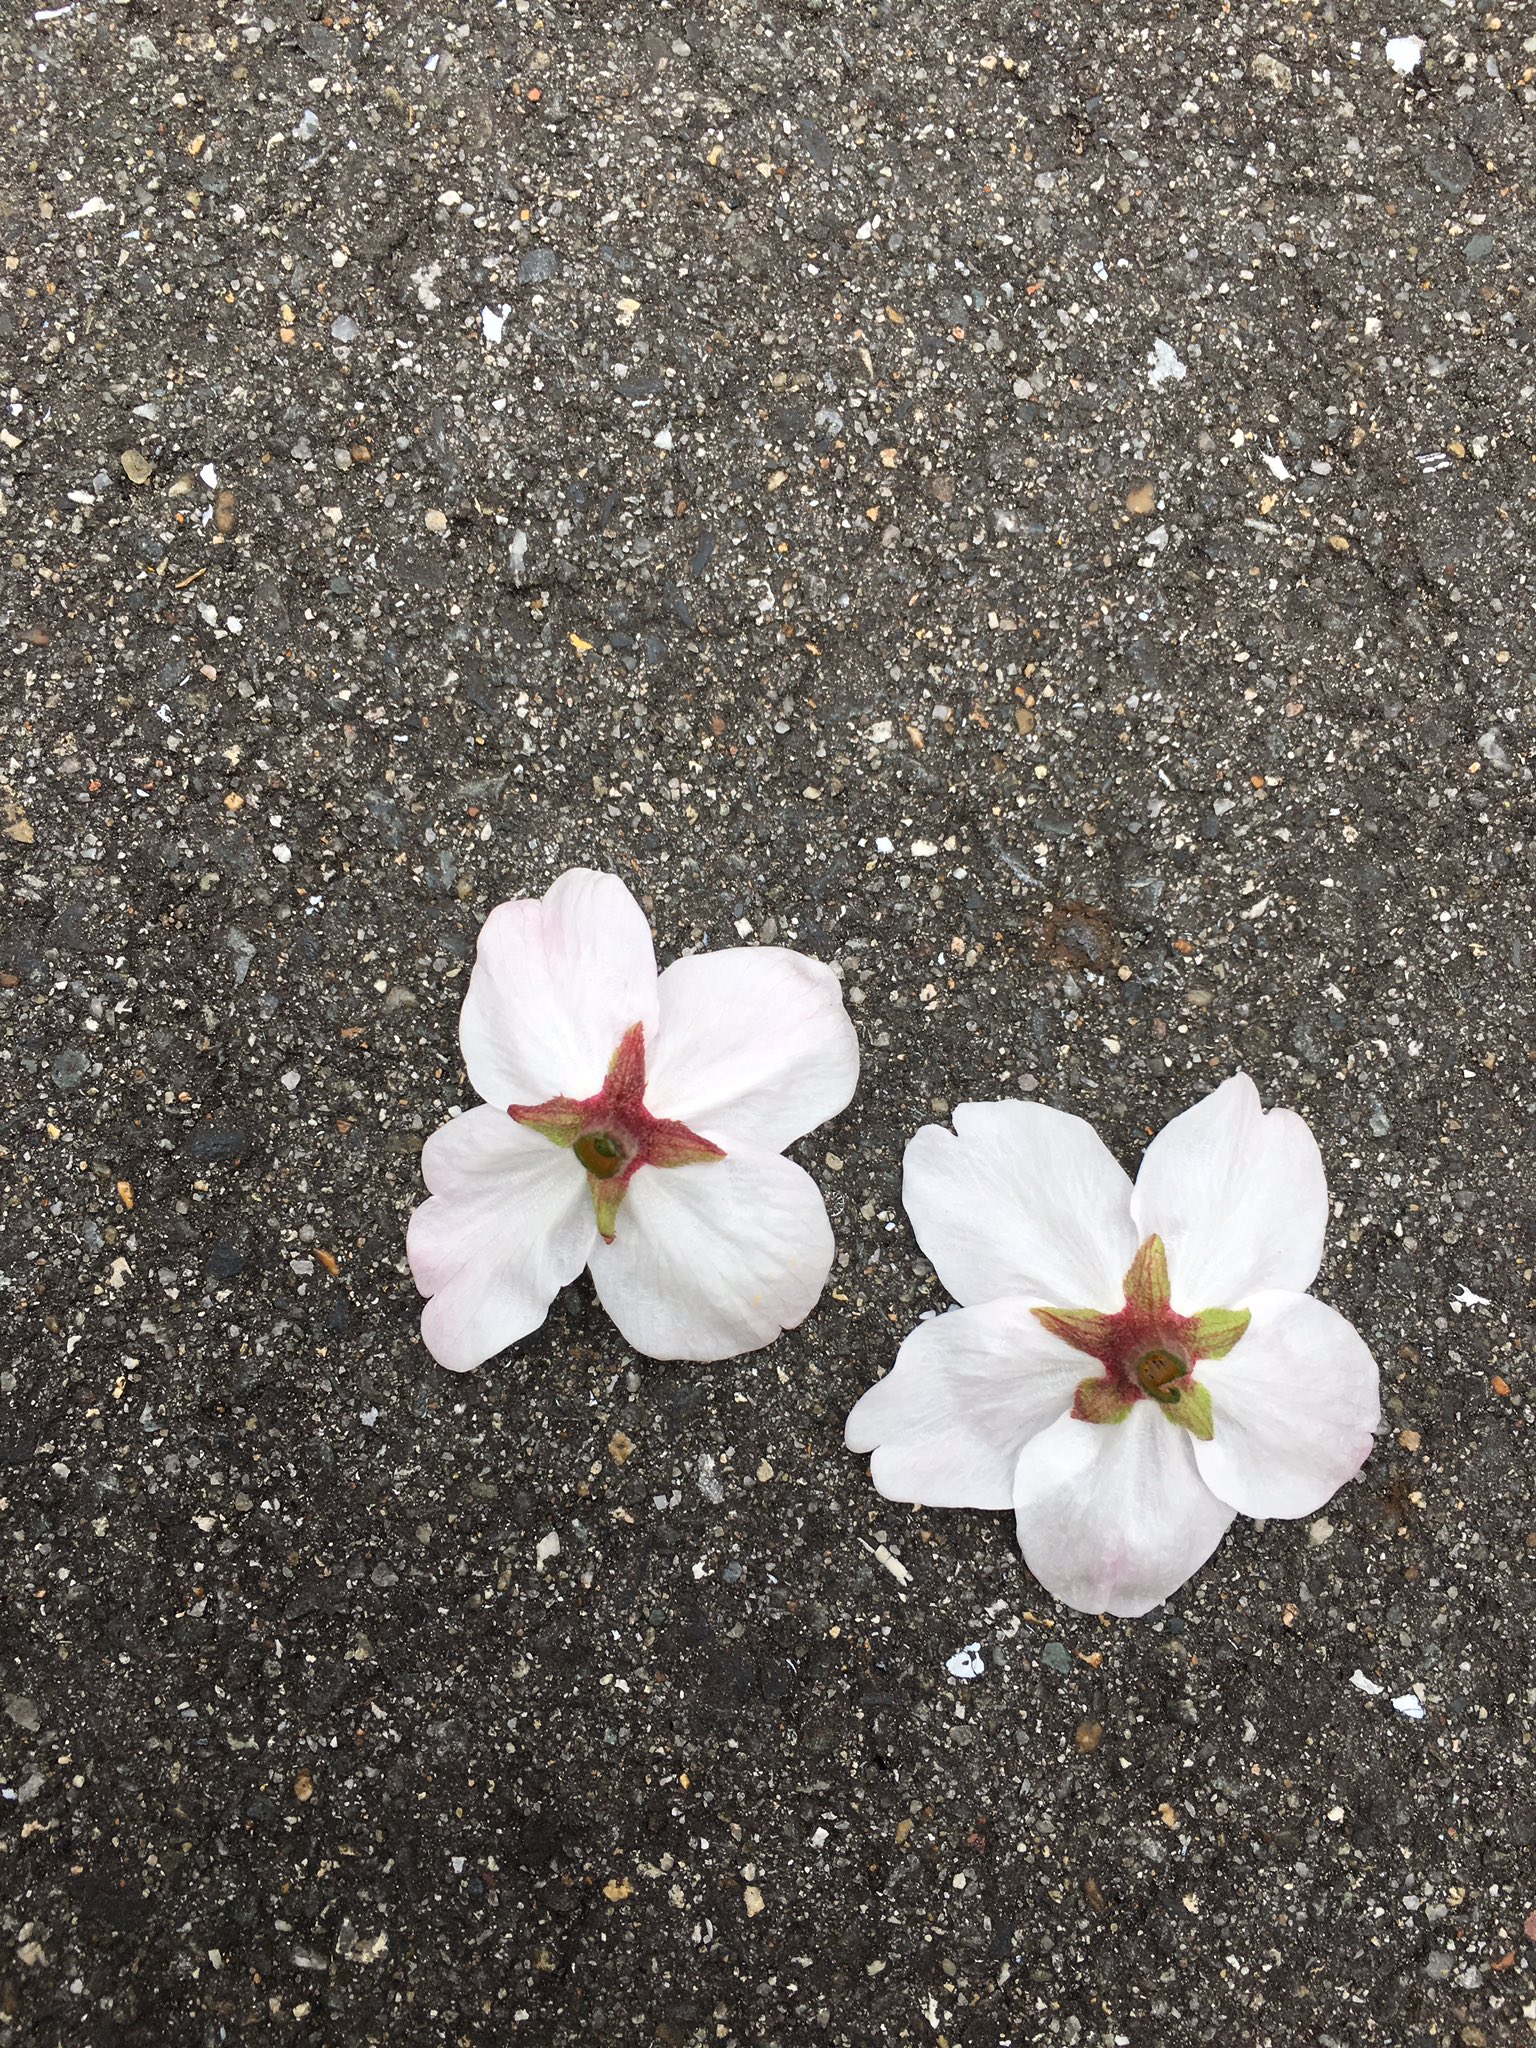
[508,1022,725,1243]
[573,1130,627,1179]
[1135,1345,1190,1406]
[1031,1235,1251,1442]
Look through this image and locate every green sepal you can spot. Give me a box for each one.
[1033,1305,1115,1361]
[645,1121,727,1170]
[590,1173,632,1244]
[1187,1306,1251,1361]
[1121,1234,1171,1315]
[1072,1376,1136,1426]
[1158,1380,1214,1441]
[508,1099,585,1147]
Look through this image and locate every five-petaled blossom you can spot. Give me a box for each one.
[408,869,859,1368]
[846,1076,1380,1617]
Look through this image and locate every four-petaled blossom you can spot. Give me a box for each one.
[846,1076,1380,1617]
[408,869,859,1368]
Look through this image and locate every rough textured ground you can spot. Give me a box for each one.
[2,2,1534,2044]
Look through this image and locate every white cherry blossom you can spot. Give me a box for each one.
[846,1076,1380,1617]
[409,869,858,1367]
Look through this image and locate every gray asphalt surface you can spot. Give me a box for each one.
[2,3,1533,2044]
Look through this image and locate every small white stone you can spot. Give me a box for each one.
[272,843,291,864]
[535,1530,561,1569]
[1384,33,1425,76]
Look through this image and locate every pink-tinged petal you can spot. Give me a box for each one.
[645,948,860,1152]
[407,1107,596,1371]
[458,869,659,1109]
[846,1299,1086,1510]
[1012,1404,1235,1617]
[589,1148,833,1361]
[1192,1290,1380,1519]
[903,1101,1138,1310]
[1130,1074,1327,1308]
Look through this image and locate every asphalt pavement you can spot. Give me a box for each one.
[2,3,1533,2043]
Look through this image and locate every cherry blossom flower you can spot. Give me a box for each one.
[846,1076,1380,1617]
[408,869,859,1369]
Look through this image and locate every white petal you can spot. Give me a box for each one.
[902,1101,1137,1310]
[645,947,859,1151]
[846,1299,1085,1510]
[1012,1405,1235,1617]
[407,1107,595,1371]
[1193,1290,1380,1518]
[1130,1073,1326,1307]
[457,869,659,1108]
[589,1148,833,1361]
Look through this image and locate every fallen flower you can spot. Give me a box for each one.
[846,1075,1381,1617]
[409,869,858,1366]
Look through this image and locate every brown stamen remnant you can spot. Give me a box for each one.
[574,1131,625,1179]
[1037,1235,1246,1442]
[1136,1347,1189,1406]
[510,1022,724,1242]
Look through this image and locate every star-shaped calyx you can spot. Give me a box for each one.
[1032,1235,1250,1441]
[508,1022,725,1241]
